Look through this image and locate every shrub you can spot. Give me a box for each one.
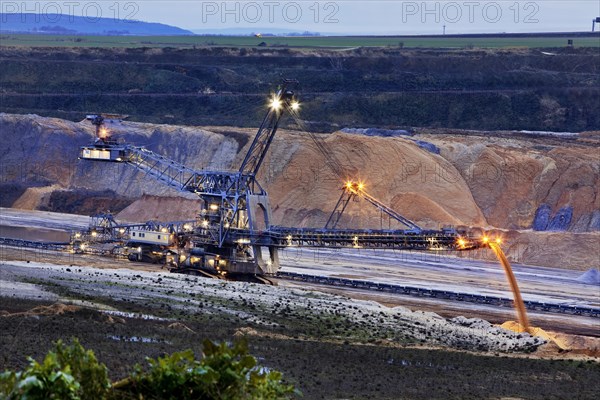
[0,339,298,400]
[0,339,110,400]
[114,339,297,400]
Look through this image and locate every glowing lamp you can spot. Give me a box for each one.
[269,96,282,110]
[98,127,109,139]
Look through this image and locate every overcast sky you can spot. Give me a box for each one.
[7,1,600,34]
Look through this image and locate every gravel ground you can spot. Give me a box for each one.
[1,260,546,352]
[2,256,600,399]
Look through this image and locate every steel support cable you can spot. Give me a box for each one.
[289,113,348,180]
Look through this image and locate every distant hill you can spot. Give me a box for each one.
[191,27,322,36]
[0,13,193,35]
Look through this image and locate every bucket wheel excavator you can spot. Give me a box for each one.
[78,80,484,280]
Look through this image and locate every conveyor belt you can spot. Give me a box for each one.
[276,271,600,319]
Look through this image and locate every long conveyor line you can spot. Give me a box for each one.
[275,271,600,319]
[2,236,598,319]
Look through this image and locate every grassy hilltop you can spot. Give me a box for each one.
[0,44,598,132]
[1,32,599,48]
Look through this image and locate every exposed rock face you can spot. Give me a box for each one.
[422,131,599,232]
[463,229,600,271]
[1,113,598,269]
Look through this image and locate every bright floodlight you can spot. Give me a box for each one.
[290,101,300,111]
[357,182,365,190]
[270,96,282,110]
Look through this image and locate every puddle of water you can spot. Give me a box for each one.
[0,225,70,242]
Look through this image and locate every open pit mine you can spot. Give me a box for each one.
[1,81,599,399]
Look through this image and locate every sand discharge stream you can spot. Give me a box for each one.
[489,242,569,350]
[489,242,530,332]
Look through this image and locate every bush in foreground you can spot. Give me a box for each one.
[0,339,298,400]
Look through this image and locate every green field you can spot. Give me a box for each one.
[1,33,598,48]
